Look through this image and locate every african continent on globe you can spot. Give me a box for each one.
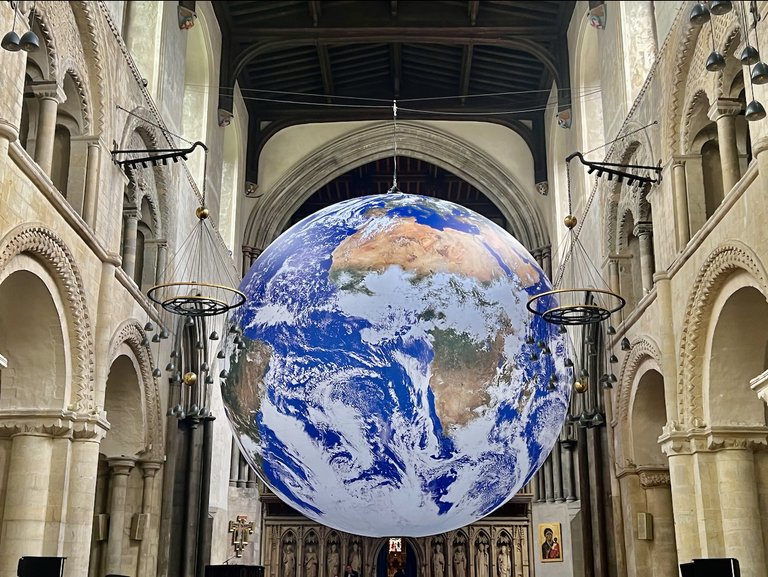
[222,193,570,537]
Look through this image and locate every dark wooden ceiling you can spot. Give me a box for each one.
[213,0,575,187]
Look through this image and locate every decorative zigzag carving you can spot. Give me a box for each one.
[108,321,164,458]
[0,225,95,412]
[678,243,768,427]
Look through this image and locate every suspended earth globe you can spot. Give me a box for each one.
[222,193,570,537]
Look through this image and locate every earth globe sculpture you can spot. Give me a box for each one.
[221,193,571,537]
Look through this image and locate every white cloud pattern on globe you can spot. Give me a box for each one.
[222,193,570,537]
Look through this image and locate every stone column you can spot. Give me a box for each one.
[541,246,552,280]
[63,424,107,577]
[708,98,743,193]
[543,457,554,502]
[0,433,53,577]
[155,240,168,284]
[230,440,240,487]
[660,432,699,565]
[671,159,690,249]
[105,457,136,576]
[121,207,141,281]
[82,140,102,228]
[561,439,577,501]
[30,81,63,177]
[633,222,654,294]
[552,440,564,502]
[136,459,163,577]
[715,441,766,576]
[238,453,249,488]
[639,470,678,577]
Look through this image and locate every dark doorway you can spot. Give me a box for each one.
[377,539,417,577]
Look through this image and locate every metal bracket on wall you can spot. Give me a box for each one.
[110,140,208,170]
[566,151,663,186]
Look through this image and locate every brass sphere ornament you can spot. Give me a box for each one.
[573,380,588,394]
[563,214,577,229]
[196,206,210,220]
[183,371,198,385]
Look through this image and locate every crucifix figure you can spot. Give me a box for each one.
[228,515,255,558]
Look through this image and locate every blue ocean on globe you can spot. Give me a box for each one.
[221,193,570,537]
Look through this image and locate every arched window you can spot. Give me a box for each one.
[701,137,724,219]
[220,100,244,252]
[182,11,211,187]
[51,124,71,194]
[51,72,87,214]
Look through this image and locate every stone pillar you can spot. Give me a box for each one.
[562,439,577,501]
[660,433,699,565]
[82,140,102,228]
[0,433,53,577]
[238,453,249,488]
[63,425,107,577]
[121,207,141,281]
[633,222,654,294]
[716,443,766,576]
[230,440,240,487]
[552,440,564,502]
[671,159,690,249]
[30,81,63,177]
[639,470,678,577]
[136,459,163,577]
[708,98,743,193]
[541,246,552,280]
[155,240,168,284]
[105,457,136,576]
[543,457,554,502]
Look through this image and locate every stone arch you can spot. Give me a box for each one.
[244,122,548,252]
[678,242,768,427]
[0,224,95,411]
[662,7,703,156]
[29,9,58,83]
[681,88,715,155]
[58,65,91,133]
[719,23,744,97]
[107,321,163,458]
[70,1,107,136]
[613,336,663,466]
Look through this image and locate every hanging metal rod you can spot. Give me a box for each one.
[565,151,662,185]
[111,140,208,169]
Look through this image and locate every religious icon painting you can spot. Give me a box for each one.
[538,523,563,563]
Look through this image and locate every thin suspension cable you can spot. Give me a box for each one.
[583,120,659,155]
[211,83,602,102]
[392,100,398,191]
[117,105,196,145]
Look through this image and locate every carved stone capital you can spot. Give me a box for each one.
[750,368,768,406]
[637,468,671,488]
[633,221,653,237]
[138,458,165,477]
[123,207,142,221]
[708,97,743,121]
[660,423,768,455]
[29,80,65,103]
[107,456,137,476]
[0,409,109,441]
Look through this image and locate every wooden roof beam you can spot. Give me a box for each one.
[308,1,321,26]
[468,1,480,25]
[391,1,398,17]
[317,44,334,102]
[390,42,401,98]
[459,43,474,104]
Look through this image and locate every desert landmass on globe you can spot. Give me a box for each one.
[428,327,506,429]
[223,338,273,441]
[330,217,519,284]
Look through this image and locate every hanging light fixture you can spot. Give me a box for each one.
[689,2,711,26]
[710,1,733,15]
[705,17,726,72]
[741,45,760,65]
[1,2,20,52]
[745,99,767,121]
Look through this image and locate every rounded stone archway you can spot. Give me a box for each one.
[244,122,548,253]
